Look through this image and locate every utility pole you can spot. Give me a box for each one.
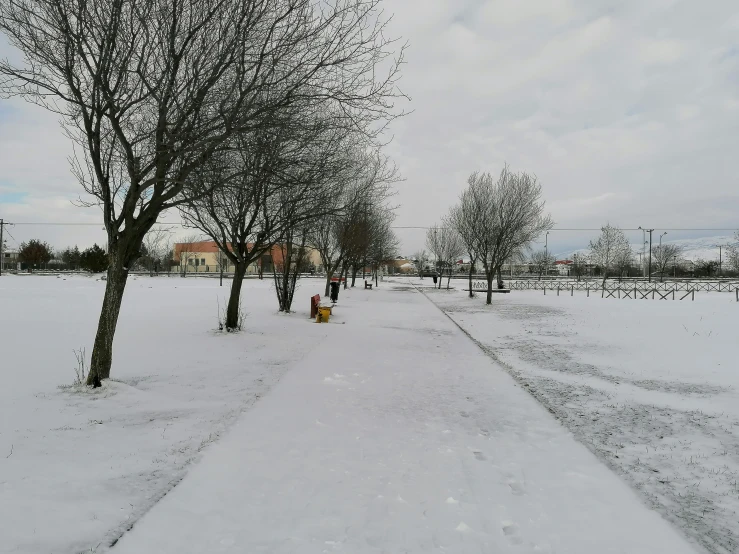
[0,218,4,276]
[647,229,654,282]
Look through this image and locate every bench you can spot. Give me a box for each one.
[463,288,510,293]
[364,280,373,290]
[310,294,321,318]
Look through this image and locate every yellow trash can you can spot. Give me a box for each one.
[317,306,331,323]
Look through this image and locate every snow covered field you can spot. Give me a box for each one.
[0,274,719,553]
[0,274,325,553]
[422,281,739,554]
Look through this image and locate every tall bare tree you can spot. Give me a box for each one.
[310,152,396,296]
[425,222,464,289]
[412,250,428,280]
[529,250,554,280]
[450,181,483,297]
[651,244,684,282]
[463,167,553,303]
[1,0,406,385]
[727,232,739,275]
[142,227,173,276]
[588,224,631,286]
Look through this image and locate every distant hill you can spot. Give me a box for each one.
[554,235,737,262]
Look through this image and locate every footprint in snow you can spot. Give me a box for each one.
[508,479,525,496]
[502,521,523,545]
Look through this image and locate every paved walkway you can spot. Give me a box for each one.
[113,283,697,553]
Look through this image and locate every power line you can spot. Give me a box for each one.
[389,226,738,231]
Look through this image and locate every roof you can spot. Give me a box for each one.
[173,241,225,257]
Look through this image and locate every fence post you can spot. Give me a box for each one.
[736,288,738,302]
[692,290,695,301]
[672,290,675,300]
[571,285,574,296]
[634,285,637,300]
[557,286,560,296]
[544,286,546,295]
[587,286,590,297]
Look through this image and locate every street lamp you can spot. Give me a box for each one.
[639,227,655,282]
[544,231,550,277]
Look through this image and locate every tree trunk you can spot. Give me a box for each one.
[226,261,247,330]
[86,246,130,387]
[497,267,503,289]
[601,271,608,288]
[468,263,474,298]
[486,273,494,304]
[351,266,358,287]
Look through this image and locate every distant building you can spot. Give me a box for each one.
[555,259,574,275]
[1,249,18,271]
[172,241,322,274]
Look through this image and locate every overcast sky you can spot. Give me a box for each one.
[1,0,738,256]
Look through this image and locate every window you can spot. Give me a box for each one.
[188,258,195,265]
[201,258,206,265]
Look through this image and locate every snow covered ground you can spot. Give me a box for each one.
[421,281,739,554]
[112,279,696,554]
[0,274,327,553]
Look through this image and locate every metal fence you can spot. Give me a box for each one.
[495,279,739,293]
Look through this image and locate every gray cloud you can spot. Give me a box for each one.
[1,1,738,255]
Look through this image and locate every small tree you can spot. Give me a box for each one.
[727,232,739,275]
[463,167,553,304]
[412,250,428,279]
[651,244,684,282]
[529,250,553,280]
[588,224,630,287]
[426,223,465,289]
[80,244,108,273]
[572,252,586,281]
[450,183,483,297]
[18,239,52,270]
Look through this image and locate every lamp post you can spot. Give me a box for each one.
[658,232,667,281]
[639,227,655,282]
[544,231,549,277]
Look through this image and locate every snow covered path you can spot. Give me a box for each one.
[113,283,697,554]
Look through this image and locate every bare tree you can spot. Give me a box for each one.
[572,252,587,281]
[366,216,399,287]
[310,152,396,296]
[588,224,631,287]
[652,244,684,282]
[425,223,465,289]
[1,0,406,386]
[142,227,173,276]
[727,232,739,275]
[463,167,553,304]
[412,250,428,280]
[450,182,483,297]
[529,250,553,280]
